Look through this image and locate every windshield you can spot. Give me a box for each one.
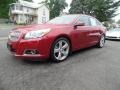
[110,28,120,32]
[47,15,78,24]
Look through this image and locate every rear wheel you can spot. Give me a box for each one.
[97,35,105,48]
[51,38,70,62]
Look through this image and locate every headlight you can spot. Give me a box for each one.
[24,29,51,39]
[8,31,21,41]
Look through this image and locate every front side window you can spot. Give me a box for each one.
[77,16,90,26]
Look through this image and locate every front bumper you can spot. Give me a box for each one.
[14,54,46,60]
[7,37,52,59]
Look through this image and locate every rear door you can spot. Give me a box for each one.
[89,17,102,45]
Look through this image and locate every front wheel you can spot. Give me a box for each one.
[51,38,70,62]
[97,35,105,48]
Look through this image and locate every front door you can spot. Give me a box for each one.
[73,15,96,49]
[74,26,93,49]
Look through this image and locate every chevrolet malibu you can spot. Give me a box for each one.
[7,14,106,62]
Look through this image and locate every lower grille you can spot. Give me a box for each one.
[24,50,39,55]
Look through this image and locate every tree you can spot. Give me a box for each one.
[43,0,68,19]
[69,0,120,22]
[0,0,15,18]
[25,0,33,2]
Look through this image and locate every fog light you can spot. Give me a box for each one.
[24,50,39,55]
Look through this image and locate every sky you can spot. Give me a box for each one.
[113,7,120,21]
[63,0,72,12]
[32,0,120,21]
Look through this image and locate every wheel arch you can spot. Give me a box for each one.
[49,34,72,62]
[52,34,73,52]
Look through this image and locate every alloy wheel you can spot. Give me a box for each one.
[100,35,105,47]
[53,39,70,61]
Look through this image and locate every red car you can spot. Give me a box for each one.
[7,14,106,62]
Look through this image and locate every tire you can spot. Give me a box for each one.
[97,35,105,48]
[51,38,70,62]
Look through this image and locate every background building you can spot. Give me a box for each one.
[9,0,49,24]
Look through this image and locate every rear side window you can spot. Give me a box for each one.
[96,20,103,26]
[90,18,97,26]
[90,17,102,26]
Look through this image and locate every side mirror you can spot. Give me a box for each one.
[74,22,85,28]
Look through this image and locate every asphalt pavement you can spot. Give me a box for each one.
[0,24,18,37]
[0,24,120,90]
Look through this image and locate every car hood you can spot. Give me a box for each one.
[106,31,120,37]
[14,24,70,32]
